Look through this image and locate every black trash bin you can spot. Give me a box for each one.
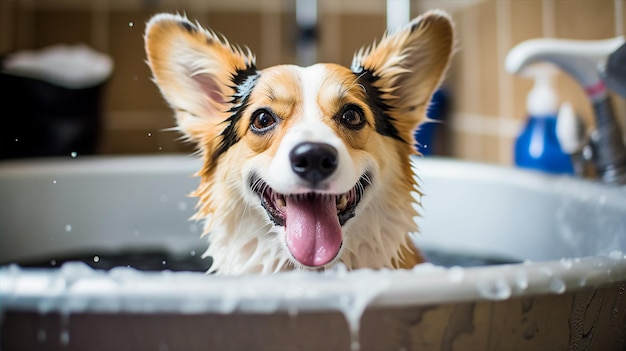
[0,46,112,159]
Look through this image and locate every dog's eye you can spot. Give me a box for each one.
[340,107,365,129]
[251,110,276,133]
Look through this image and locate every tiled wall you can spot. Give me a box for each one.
[1,0,625,165]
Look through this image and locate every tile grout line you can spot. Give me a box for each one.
[541,0,556,38]
[458,7,483,160]
[496,0,514,164]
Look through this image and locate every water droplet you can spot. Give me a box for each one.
[60,330,70,345]
[609,250,624,260]
[128,21,134,27]
[70,151,77,158]
[447,266,464,283]
[50,260,57,266]
[539,267,553,277]
[93,255,100,263]
[15,138,18,142]
[53,180,57,184]
[37,329,47,342]
[65,224,72,232]
[147,132,152,137]
[549,277,566,294]
[287,306,299,317]
[560,258,573,269]
[158,146,163,151]
[178,201,188,211]
[477,278,512,300]
[190,250,196,257]
[515,271,528,290]
[162,260,167,265]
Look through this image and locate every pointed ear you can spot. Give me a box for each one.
[351,10,454,142]
[145,13,257,142]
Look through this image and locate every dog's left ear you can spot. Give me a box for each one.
[351,10,454,142]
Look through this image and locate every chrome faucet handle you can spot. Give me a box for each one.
[506,37,624,100]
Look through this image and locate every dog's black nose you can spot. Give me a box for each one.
[289,142,338,184]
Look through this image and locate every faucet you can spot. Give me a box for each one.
[506,36,626,184]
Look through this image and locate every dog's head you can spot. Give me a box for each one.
[145,12,454,273]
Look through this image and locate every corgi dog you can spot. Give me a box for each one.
[145,11,454,274]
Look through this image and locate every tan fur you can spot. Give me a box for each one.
[145,12,455,274]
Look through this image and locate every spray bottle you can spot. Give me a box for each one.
[514,65,574,174]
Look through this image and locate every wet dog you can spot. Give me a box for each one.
[145,11,454,274]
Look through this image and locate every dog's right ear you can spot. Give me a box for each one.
[145,13,257,143]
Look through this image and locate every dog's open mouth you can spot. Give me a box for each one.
[250,174,370,268]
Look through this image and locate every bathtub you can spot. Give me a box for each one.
[1,155,625,350]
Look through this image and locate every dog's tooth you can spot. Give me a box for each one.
[275,196,286,209]
[337,194,348,211]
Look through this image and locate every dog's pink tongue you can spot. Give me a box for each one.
[285,195,342,267]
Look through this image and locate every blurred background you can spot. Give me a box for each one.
[0,0,624,166]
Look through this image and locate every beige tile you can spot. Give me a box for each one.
[0,1,15,52]
[451,130,484,162]
[31,10,92,49]
[450,6,484,115]
[481,133,502,164]
[318,11,341,64]
[554,0,615,39]
[555,74,596,127]
[204,12,264,65]
[105,11,167,112]
[99,129,193,155]
[337,14,386,68]
[476,1,500,118]
[13,5,34,50]
[510,0,545,121]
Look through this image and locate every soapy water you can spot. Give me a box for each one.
[14,248,518,273]
[2,251,626,350]
[1,248,518,350]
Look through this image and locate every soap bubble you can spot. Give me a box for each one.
[549,277,566,294]
[477,277,512,300]
[609,250,624,260]
[60,331,70,345]
[515,270,528,290]
[447,266,464,283]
